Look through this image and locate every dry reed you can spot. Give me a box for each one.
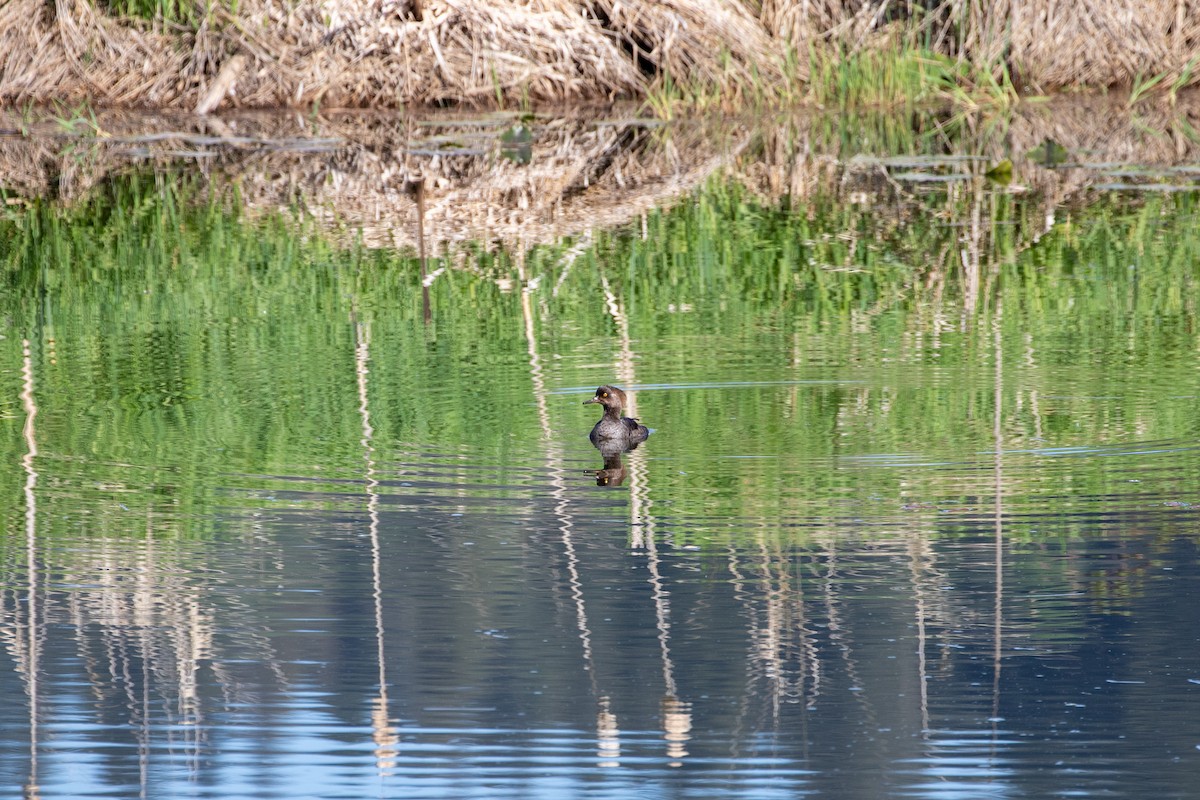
[0,0,193,106]
[1001,0,1200,91]
[761,0,889,51]
[3,0,1200,110]
[0,0,783,110]
[590,0,789,95]
[778,0,1200,90]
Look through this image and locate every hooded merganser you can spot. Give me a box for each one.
[583,385,650,447]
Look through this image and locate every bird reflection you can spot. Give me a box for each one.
[593,443,627,486]
[591,440,644,487]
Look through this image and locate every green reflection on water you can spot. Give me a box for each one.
[1,163,1199,550]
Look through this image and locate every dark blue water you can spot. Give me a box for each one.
[4,434,1200,798]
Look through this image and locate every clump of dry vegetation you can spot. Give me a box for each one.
[0,0,1198,111]
[0,0,783,110]
[1004,0,1200,91]
[0,0,187,106]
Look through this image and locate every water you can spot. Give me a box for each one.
[3,103,1200,798]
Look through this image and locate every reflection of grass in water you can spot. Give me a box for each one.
[0,174,377,540]
[558,180,1200,536]
[0,170,1199,549]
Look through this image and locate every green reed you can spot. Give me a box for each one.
[804,42,1017,110]
[100,0,233,26]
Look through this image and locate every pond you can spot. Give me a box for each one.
[2,98,1200,798]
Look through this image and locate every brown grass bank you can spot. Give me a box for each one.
[0,1,1198,111]
[763,0,1200,89]
[0,0,781,110]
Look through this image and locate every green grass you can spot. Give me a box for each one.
[100,0,233,27]
[805,42,1017,109]
[643,40,1018,116]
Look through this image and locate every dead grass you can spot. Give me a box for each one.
[0,0,784,110]
[770,0,1200,92]
[591,0,789,99]
[1003,0,1200,91]
[0,0,192,106]
[0,0,1198,112]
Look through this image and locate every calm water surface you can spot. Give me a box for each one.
[3,107,1200,798]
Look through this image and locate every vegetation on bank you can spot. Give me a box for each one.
[0,0,1197,113]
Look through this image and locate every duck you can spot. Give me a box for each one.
[583,385,650,448]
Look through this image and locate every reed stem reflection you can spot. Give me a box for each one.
[992,302,1005,736]
[599,273,653,545]
[519,245,622,767]
[354,312,399,774]
[21,338,41,800]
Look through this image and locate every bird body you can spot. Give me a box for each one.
[583,385,650,448]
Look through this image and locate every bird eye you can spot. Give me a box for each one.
[601,392,608,397]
